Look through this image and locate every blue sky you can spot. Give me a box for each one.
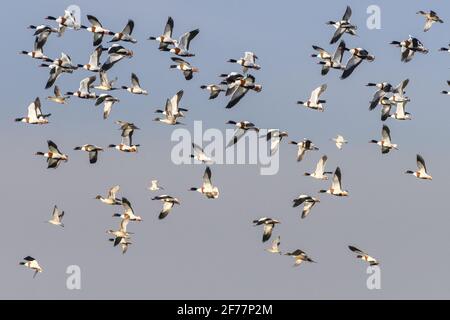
[2,0,450,299]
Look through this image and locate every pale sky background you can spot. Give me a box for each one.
[1,0,450,299]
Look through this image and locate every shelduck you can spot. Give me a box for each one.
[113,197,142,221]
[148,16,175,51]
[154,90,187,125]
[152,195,181,220]
[405,154,432,180]
[47,86,69,104]
[35,140,68,169]
[225,74,262,109]
[441,81,450,95]
[66,76,97,99]
[15,97,50,125]
[189,166,219,199]
[95,94,120,119]
[367,82,394,110]
[253,217,280,242]
[46,52,77,71]
[95,185,122,205]
[304,155,332,180]
[42,53,77,89]
[327,6,357,44]
[348,245,379,266]
[191,143,214,163]
[314,41,346,75]
[45,10,80,35]
[319,167,349,196]
[122,73,148,95]
[77,45,106,72]
[20,37,50,61]
[292,195,320,219]
[148,180,164,191]
[228,52,261,73]
[19,256,43,278]
[109,122,140,152]
[370,79,409,111]
[94,70,118,91]
[40,64,67,90]
[341,47,375,79]
[170,57,199,80]
[226,120,259,147]
[288,139,319,162]
[311,45,332,60]
[81,15,114,46]
[109,237,132,254]
[390,36,428,63]
[110,20,137,43]
[101,44,133,71]
[389,100,412,121]
[439,44,450,53]
[47,205,64,227]
[170,29,200,57]
[115,120,139,142]
[108,143,140,153]
[200,84,225,100]
[297,84,327,112]
[265,236,282,254]
[28,25,57,50]
[107,217,131,246]
[285,249,315,267]
[369,125,398,154]
[417,10,443,32]
[265,129,288,156]
[332,135,348,150]
[73,144,104,164]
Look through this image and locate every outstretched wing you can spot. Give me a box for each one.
[202,166,213,189]
[331,167,342,190]
[416,154,427,172]
[159,201,174,220]
[47,140,60,154]
[226,86,248,109]
[179,29,199,51]
[122,20,134,35]
[341,55,362,79]
[342,5,352,21]
[163,16,174,38]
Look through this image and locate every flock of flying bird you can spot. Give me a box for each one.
[16,6,445,277]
